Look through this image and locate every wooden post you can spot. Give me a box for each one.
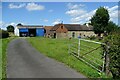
[78,37,80,57]
[102,44,105,72]
[104,42,110,75]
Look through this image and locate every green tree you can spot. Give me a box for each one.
[6,25,14,32]
[17,23,23,26]
[90,7,110,37]
[106,21,118,34]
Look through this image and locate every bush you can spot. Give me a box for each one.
[104,32,120,79]
[0,30,9,39]
[89,35,96,40]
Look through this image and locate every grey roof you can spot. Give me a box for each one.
[64,24,93,31]
[51,24,93,31]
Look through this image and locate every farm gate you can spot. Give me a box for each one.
[68,38,108,73]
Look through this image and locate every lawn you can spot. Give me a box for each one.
[0,37,16,79]
[27,37,107,78]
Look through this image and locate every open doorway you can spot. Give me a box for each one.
[28,29,36,37]
[53,33,56,38]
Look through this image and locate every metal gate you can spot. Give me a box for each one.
[68,38,106,72]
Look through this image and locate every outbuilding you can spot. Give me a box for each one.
[50,23,96,38]
[14,24,44,37]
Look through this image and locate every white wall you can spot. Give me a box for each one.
[14,27,19,36]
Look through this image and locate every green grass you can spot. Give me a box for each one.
[0,37,17,79]
[27,37,108,78]
[0,39,2,79]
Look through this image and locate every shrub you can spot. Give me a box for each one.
[89,35,96,40]
[0,30,9,39]
[104,32,120,79]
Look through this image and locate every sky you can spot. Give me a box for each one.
[0,1,119,30]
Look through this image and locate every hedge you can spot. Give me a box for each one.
[0,30,9,39]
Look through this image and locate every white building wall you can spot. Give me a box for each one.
[14,27,19,36]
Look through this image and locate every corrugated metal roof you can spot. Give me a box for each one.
[17,25,43,28]
[44,26,53,30]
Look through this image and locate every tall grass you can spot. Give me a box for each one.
[27,37,107,78]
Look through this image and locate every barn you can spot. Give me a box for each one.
[49,23,96,38]
[14,24,44,37]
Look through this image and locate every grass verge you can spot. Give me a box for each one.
[27,37,108,78]
[1,37,17,79]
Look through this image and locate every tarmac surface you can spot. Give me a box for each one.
[7,38,86,78]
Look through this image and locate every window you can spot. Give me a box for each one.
[61,26,63,29]
[72,32,75,38]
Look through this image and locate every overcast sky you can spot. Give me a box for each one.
[1,1,119,30]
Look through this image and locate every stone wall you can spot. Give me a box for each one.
[68,31,96,38]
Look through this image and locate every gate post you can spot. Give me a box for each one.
[104,42,110,75]
[78,36,81,57]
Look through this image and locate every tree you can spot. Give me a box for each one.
[17,23,23,26]
[90,7,110,37]
[6,25,14,32]
[106,21,118,34]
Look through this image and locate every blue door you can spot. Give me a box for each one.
[19,28,29,37]
[19,28,28,32]
[36,28,44,36]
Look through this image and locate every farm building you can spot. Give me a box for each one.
[14,24,44,37]
[47,23,96,38]
[44,26,53,38]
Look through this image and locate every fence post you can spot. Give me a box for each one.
[78,37,80,57]
[102,44,105,72]
[104,42,110,75]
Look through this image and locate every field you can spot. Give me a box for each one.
[27,37,107,78]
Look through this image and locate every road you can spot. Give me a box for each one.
[7,38,86,78]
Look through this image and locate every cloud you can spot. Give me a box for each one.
[108,6,118,19]
[66,9,86,17]
[40,19,49,22]
[0,21,5,26]
[104,5,118,21]
[66,3,86,17]
[44,19,48,22]
[108,5,118,12]
[66,3,118,24]
[8,3,45,11]
[0,21,25,30]
[26,3,45,11]
[0,21,7,30]
[67,3,84,9]
[9,3,25,9]
[48,9,53,12]
[70,9,96,23]
[52,19,61,25]
[66,3,96,24]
